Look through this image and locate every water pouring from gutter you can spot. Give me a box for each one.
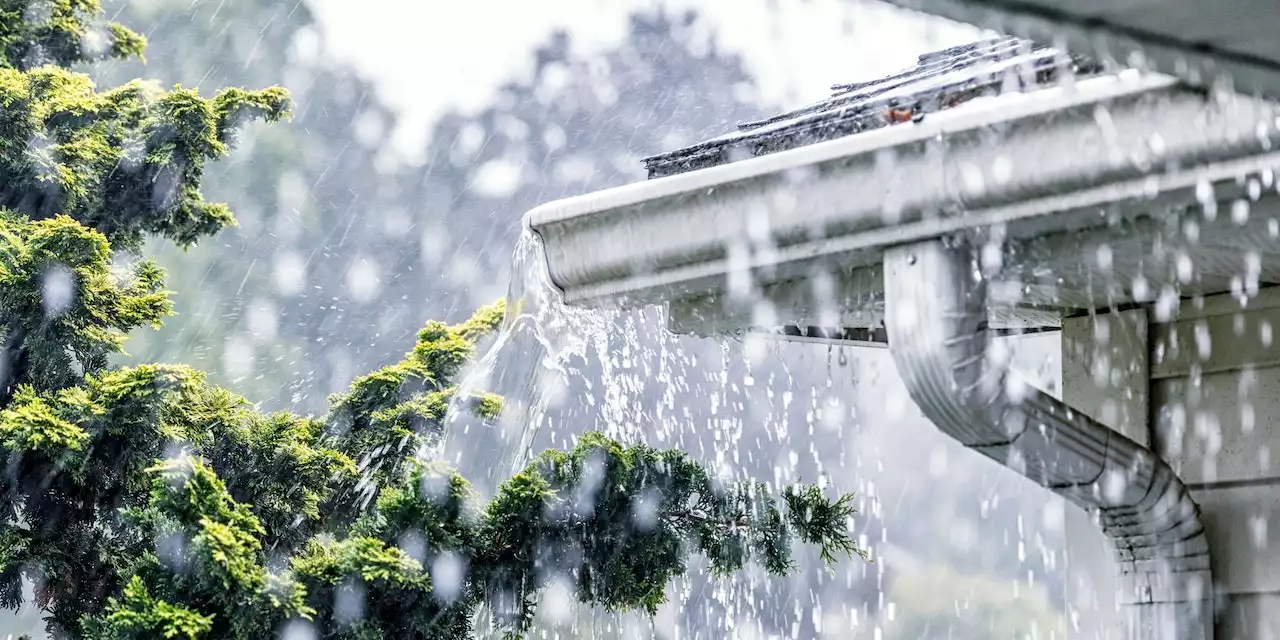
[514,32,1280,636]
[436,226,914,636]
[438,227,750,499]
[439,226,601,498]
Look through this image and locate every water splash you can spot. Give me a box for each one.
[440,227,604,498]
[436,225,1070,638]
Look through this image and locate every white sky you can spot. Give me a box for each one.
[306,0,984,158]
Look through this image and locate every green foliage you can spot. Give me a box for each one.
[471,432,866,636]
[0,6,866,639]
[0,0,147,70]
[0,386,86,451]
[0,212,171,402]
[0,49,288,250]
[87,577,214,640]
[782,484,860,566]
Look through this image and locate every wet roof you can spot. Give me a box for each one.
[642,37,1107,179]
[880,0,1280,101]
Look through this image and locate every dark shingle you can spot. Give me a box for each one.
[642,38,1107,179]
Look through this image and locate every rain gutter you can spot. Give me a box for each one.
[526,72,1278,310]
[525,71,1280,639]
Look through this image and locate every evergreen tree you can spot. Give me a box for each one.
[0,3,862,638]
[98,2,761,416]
[93,0,408,411]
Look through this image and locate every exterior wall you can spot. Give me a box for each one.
[1063,290,1280,639]
[1151,291,1280,638]
[1062,309,1150,639]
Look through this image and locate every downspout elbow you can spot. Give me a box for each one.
[883,239,1213,639]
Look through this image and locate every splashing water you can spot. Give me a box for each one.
[440,227,709,497]
[440,227,602,498]
[435,227,870,637]
[434,225,1070,638]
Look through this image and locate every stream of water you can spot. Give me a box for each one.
[435,226,1066,639]
[433,228,887,638]
[440,228,600,497]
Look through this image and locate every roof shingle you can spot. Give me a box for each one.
[642,37,1106,179]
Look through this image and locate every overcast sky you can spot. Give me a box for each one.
[307,0,985,157]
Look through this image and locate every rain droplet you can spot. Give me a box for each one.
[1096,245,1113,271]
[1132,276,1151,301]
[431,552,467,603]
[981,240,1003,272]
[1101,469,1128,504]
[273,251,306,296]
[1148,132,1166,156]
[1155,286,1180,322]
[543,576,575,624]
[1183,218,1200,242]
[42,264,73,317]
[961,163,986,195]
[992,155,1013,184]
[631,489,660,532]
[1250,514,1269,549]
[280,620,317,640]
[345,256,382,303]
[1232,199,1251,224]
[1196,179,1218,220]
[334,580,366,627]
[1194,320,1212,360]
[1177,254,1194,283]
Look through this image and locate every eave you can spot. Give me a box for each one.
[527,72,1280,335]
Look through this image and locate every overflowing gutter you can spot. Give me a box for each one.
[523,41,1280,638]
[527,71,1280,317]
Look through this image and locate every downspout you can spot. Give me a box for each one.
[883,239,1213,639]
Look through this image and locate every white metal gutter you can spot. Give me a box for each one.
[523,70,1280,639]
[526,72,1280,313]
